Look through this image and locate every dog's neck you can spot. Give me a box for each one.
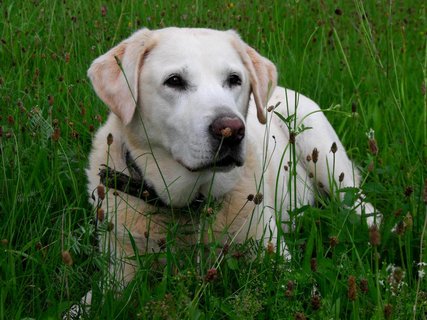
[122,138,241,208]
[99,150,174,207]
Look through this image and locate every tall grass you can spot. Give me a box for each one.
[0,1,426,319]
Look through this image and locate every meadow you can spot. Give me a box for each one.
[0,0,426,319]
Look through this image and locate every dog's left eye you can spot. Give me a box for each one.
[227,74,242,87]
[164,74,187,90]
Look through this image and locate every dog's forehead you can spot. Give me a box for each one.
[146,28,242,68]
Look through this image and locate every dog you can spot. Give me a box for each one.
[71,27,379,316]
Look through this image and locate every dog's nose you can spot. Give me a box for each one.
[209,116,245,144]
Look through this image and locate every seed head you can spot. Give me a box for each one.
[392,213,413,236]
[368,138,378,156]
[101,5,107,16]
[107,222,114,231]
[253,193,263,205]
[312,148,319,163]
[61,250,73,266]
[311,294,321,310]
[48,95,54,106]
[266,241,275,254]
[394,220,405,236]
[338,172,345,183]
[310,257,317,272]
[7,115,14,125]
[295,312,306,320]
[348,275,357,301]
[205,268,218,282]
[404,186,413,197]
[97,208,105,222]
[306,155,311,162]
[329,236,339,248]
[221,243,229,255]
[247,194,254,201]
[51,127,61,142]
[384,303,393,319]
[369,225,381,246]
[221,127,232,138]
[107,133,113,145]
[360,278,368,294]
[97,185,105,200]
[330,142,338,154]
[392,266,404,283]
[287,280,295,291]
[366,129,378,156]
[71,130,79,139]
[285,281,295,298]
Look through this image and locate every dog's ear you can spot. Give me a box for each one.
[229,31,277,124]
[88,28,155,125]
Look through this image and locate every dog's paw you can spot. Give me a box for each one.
[62,290,92,319]
[62,304,85,320]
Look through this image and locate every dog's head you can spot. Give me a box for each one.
[88,28,276,172]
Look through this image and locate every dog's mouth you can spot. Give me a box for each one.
[210,154,243,171]
[183,154,243,173]
[215,154,242,167]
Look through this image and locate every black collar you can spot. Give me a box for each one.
[98,149,205,209]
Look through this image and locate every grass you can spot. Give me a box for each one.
[0,0,426,319]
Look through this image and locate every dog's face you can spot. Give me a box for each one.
[137,29,251,172]
[88,28,277,172]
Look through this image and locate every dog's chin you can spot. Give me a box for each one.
[182,155,243,173]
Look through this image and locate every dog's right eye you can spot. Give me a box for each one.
[164,75,187,90]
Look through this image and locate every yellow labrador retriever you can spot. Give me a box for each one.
[74,27,378,314]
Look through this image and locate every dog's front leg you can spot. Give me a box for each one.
[62,233,138,319]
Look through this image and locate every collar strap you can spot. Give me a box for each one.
[98,151,204,209]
